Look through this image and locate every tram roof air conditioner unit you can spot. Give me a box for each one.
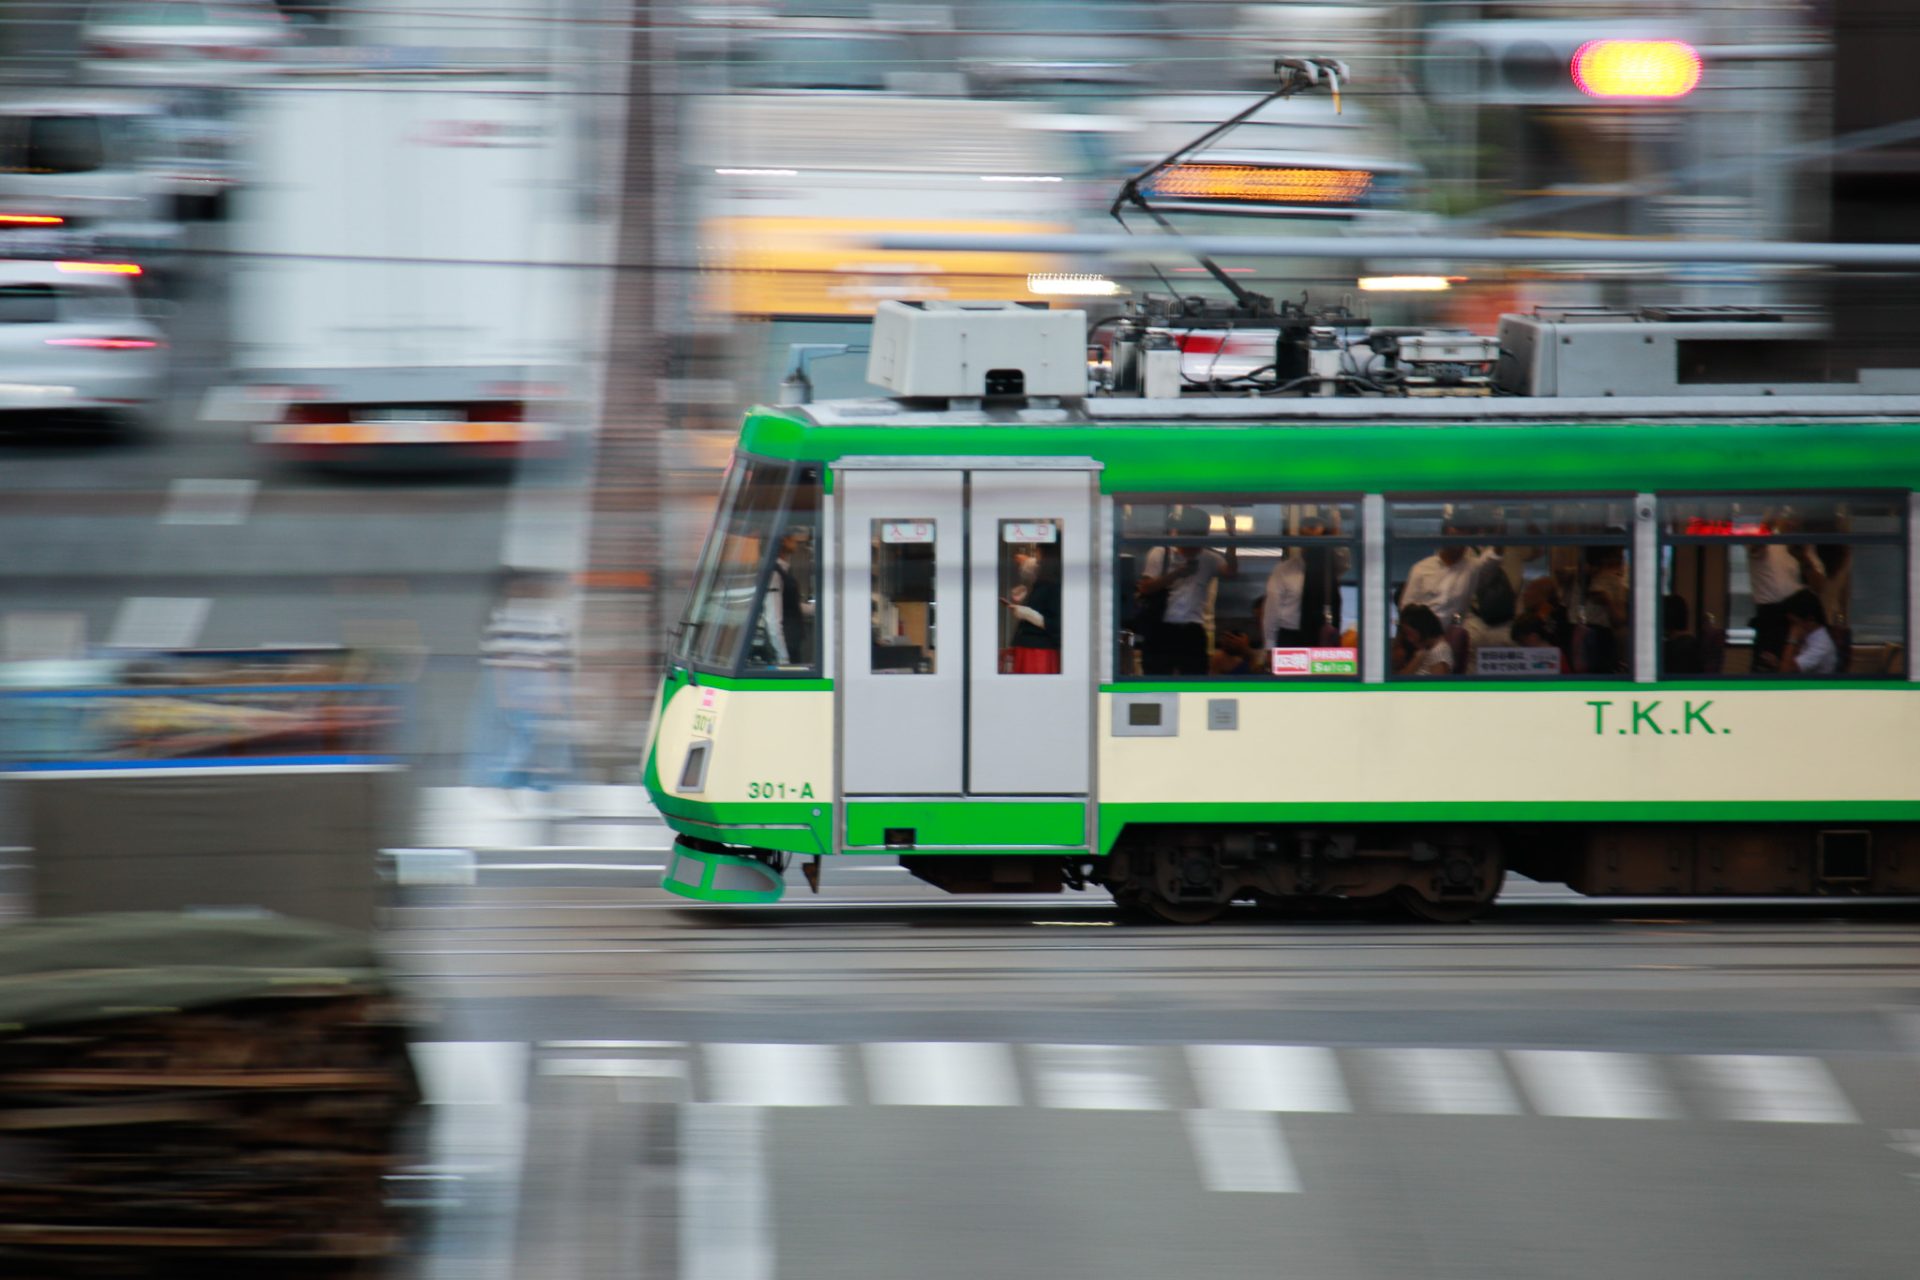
[867,300,1088,400]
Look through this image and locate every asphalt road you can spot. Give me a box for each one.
[385,882,1920,1280]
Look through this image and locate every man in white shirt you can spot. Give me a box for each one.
[761,525,815,666]
[1140,540,1234,674]
[1747,536,1826,669]
[1399,544,1489,628]
[1261,519,1351,651]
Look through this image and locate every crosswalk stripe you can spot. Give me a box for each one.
[1030,1044,1165,1111]
[863,1041,1022,1107]
[1364,1047,1524,1115]
[704,1043,849,1107]
[1689,1054,1860,1124]
[1186,1044,1352,1114]
[1508,1050,1678,1120]
[1184,1111,1301,1193]
[682,1106,772,1280]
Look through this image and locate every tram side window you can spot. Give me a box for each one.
[1660,495,1906,677]
[1388,498,1634,678]
[998,519,1063,674]
[1116,499,1360,679]
[675,455,791,673]
[872,519,937,674]
[744,469,820,672]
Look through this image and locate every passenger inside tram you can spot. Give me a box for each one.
[1663,594,1703,675]
[1394,604,1453,676]
[1261,513,1348,649]
[1509,614,1567,670]
[1002,532,1063,674]
[1779,588,1840,675]
[1463,560,1516,673]
[1662,495,1901,677]
[762,524,815,667]
[1397,516,1487,626]
[1137,507,1235,676]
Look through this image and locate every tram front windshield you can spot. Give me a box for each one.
[673,455,818,674]
[675,456,791,671]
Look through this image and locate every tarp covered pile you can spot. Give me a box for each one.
[0,913,419,1275]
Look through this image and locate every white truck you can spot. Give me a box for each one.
[226,64,586,466]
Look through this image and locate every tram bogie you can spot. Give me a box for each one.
[645,299,1920,921]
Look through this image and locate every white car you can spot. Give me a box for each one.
[80,1,296,88]
[0,260,166,431]
[0,92,182,246]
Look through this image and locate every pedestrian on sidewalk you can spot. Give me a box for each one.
[466,568,575,798]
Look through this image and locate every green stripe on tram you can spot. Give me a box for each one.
[741,411,1920,493]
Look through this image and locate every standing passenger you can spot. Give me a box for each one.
[1003,545,1062,674]
[1399,518,1488,627]
[1748,513,1826,670]
[1139,509,1234,675]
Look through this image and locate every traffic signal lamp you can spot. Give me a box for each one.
[1426,21,1702,106]
[1571,40,1702,100]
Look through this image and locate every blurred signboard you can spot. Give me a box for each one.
[0,649,401,771]
[701,216,1067,317]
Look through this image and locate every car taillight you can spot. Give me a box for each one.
[0,213,63,226]
[45,337,163,350]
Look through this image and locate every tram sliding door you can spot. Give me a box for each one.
[837,465,1094,803]
[966,470,1093,795]
[838,469,966,794]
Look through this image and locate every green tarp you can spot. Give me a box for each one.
[0,912,391,1033]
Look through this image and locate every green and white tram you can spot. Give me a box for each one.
[645,299,1920,921]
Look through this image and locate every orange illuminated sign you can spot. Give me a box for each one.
[1571,40,1702,100]
[700,217,1065,317]
[1143,164,1375,206]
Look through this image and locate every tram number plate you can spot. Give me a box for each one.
[1273,646,1357,676]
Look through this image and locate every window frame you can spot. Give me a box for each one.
[1111,492,1365,684]
[1656,489,1908,682]
[671,453,823,680]
[1384,491,1638,682]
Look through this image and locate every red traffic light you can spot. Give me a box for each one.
[1571,39,1701,99]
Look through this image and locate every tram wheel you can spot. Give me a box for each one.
[1139,892,1229,925]
[1391,883,1498,924]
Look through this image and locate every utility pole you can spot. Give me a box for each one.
[577,0,672,779]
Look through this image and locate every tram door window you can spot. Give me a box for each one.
[1387,498,1634,678]
[871,519,938,674]
[1660,494,1906,677]
[997,519,1064,675]
[1117,499,1361,679]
